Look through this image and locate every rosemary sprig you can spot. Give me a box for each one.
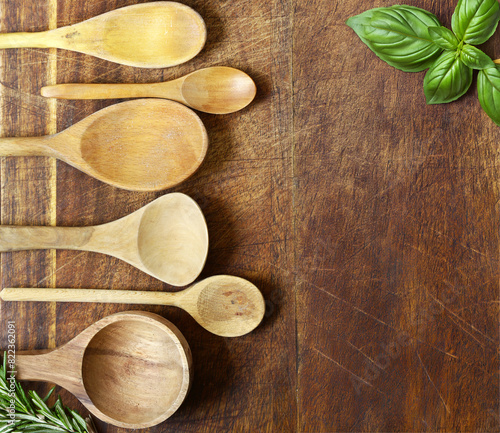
[0,353,96,433]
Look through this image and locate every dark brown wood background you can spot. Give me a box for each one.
[0,0,498,431]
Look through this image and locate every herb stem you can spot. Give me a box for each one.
[0,353,97,433]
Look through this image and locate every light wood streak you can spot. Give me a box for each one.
[47,0,57,351]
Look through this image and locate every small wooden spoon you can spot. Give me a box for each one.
[0,2,206,68]
[0,193,209,286]
[12,311,192,428]
[1,276,265,337]
[41,67,258,114]
[0,99,208,191]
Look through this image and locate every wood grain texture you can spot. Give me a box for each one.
[294,0,499,432]
[0,0,497,431]
[0,0,58,403]
[0,0,295,432]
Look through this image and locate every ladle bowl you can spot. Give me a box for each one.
[0,193,209,286]
[13,311,192,429]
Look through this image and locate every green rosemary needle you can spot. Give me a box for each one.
[0,353,96,433]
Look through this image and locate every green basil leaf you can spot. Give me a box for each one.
[346,5,442,72]
[451,0,500,45]
[428,26,459,50]
[423,50,473,104]
[477,66,500,125]
[460,44,495,69]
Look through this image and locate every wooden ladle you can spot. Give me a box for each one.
[41,67,258,114]
[0,2,206,68]
[12,311,192,428]
[1,276,266,337]
[0,193,209,287]
[0,99,208,191]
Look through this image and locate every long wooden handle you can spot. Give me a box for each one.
[0,226,94,252]
[41,82,177,100]
[0,136,53,156]
[1,287,179,305]
[0,31,54,49]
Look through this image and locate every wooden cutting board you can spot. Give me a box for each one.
[0,0,498,431]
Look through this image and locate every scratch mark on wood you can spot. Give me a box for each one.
[417,352,450,414]
[429,292,496,345]
[347,340,386,371]
[311,281,394,329]
[35,252,87,286]
[313,347,375,389]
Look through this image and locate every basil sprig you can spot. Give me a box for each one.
[347,0,500,126]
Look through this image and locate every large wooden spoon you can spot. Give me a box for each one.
[0,99,208,191]
[1,276,265,337]
[0,2,206,68]
[0,193,209,286]
[41,67,258,114]
[12,311,192,428]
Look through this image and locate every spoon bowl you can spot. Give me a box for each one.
[135,194,209,284]
[1,276,265,337]
[0,193,209,286]
[180,67,257,114]
[13,311,192,428]
[0,2,206,68]
[41,67,258,114]
[0,99,208,191]
[182,275,265,336]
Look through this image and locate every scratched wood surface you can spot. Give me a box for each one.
[0,0,498,431]
[294,0,499,431]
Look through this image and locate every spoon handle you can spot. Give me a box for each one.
[0,136,53,156]
[1,287,180,306]
[15,349,84,397]
[41,82,181,101]
[0,226,94,252]
[0,31,53,49]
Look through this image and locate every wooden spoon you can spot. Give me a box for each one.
[12,311,192,428]
[41,67,258,114]
[0,99,208,191]
[0,193,209,286]
[0,2,206,68]
[1,276,266,337]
